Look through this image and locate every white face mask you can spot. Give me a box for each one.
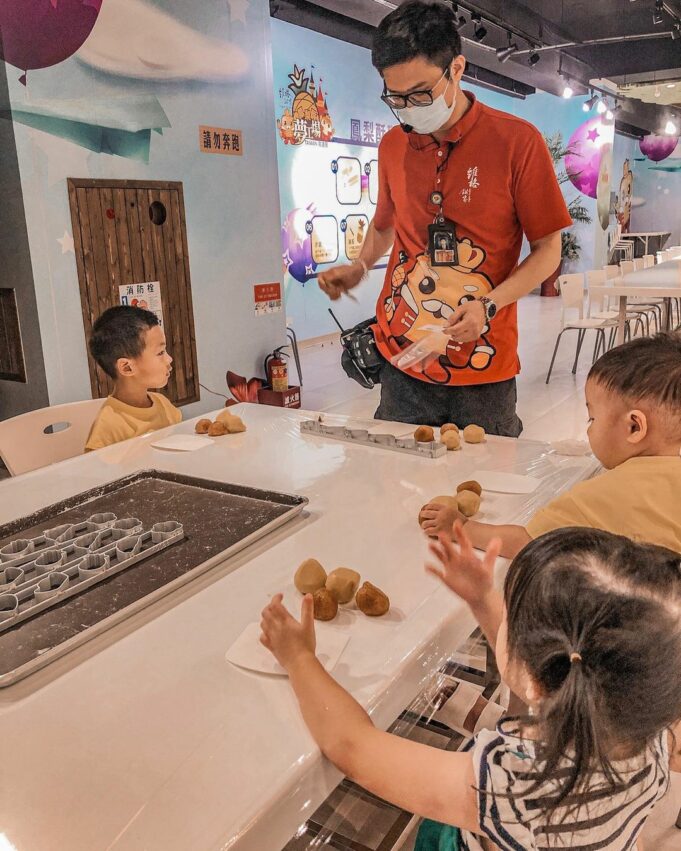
[395,75,456,135]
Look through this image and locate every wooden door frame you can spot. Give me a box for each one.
[67,178,199,405]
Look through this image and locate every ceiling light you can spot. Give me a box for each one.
[455,14,467,30]
[562,84,574,98]
[605,109,614,120]
[653,0,664,24]
[667,83,677,88]
[583,92,599,111]
[471,13,487,42]
[596,98,607,113]
[496,33,519,63]
[665,118,678,135]
[528,51,540,67]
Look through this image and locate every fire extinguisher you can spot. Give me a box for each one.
[264,347,289,393]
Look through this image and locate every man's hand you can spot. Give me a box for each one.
[425,522,501,608]
[445,299,486,342]
[260,593,316,670]
[419,502,461,537]
[318,263,364,301]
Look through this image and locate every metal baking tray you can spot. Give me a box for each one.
[0,470,308,687]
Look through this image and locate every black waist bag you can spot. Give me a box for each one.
[340,317,384,389]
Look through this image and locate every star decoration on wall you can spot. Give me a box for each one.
[282,249,292,269]
[586,128,600,143]
[57,230,75,254]
[227,0,249,24]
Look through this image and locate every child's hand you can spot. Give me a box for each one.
[420,502,461,537]
[260,593,316,670]
[426,522,501,608]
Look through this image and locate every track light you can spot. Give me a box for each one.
[528,50,540,67]
[471,13,487,42]
[562,83,574,99]
[496,33,518,63]
[583,92,599,111]
[605,108,614,120]
[665,118,678,135]
[596,98,607,113]
[454,14,467,30]
[653,0,664,24]
[672,24,681,40]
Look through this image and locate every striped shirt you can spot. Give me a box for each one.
[460,722,670,851]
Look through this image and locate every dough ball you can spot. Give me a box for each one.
[195,418,212,435]
[418,495,458,527]
[313,588,338,621]
[457,480,482,496]
[356,581,390,617]
[440,431,461,451]
[463,424,486,444]
[457,490,481,517]
[208,421,228,437]
[294,558,327,594]
[216,410,247,433]
[325,567,361,604]
[414,425,435,443]
[440,423,459,435]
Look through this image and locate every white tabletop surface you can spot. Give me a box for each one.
[0,405,599,851]
[621,260,681,287]
[620,231,671,237]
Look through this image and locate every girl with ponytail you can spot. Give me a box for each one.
[261,525,681,850]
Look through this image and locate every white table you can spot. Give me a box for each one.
[620,231,671,257]
[590,276,680,345]
[0,406,597,851]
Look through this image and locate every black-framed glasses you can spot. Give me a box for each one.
[380,68,450,109]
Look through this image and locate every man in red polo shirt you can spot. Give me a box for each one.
[319,0,572,435]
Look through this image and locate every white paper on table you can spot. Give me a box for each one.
[473,471,540,494]
[226,622,349,676]
[151,434,213,451]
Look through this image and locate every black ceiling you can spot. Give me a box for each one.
[271,0,681,133]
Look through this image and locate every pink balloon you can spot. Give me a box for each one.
[565,117,606,200]
[639,134,679,162]
[0,0,102,83]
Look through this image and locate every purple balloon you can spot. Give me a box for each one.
[565,117,607,200]
[281,207,317,285]
[639,134,679,162]
[0,0,102,84]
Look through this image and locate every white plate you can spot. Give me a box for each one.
[473,471,540,494]
[151,434,213,452]
[226,622,349,677]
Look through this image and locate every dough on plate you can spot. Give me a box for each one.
[208,421,228,436]
[294,558,327,594]
[457,489,481,517]
[440,431,461,451]
[457,480,482,496]
[313,588,338,621]
[414,425,435,443]
[326,567,361,604]
[356,581,390,617]
[463,424,486,444]
[195,418,212,434]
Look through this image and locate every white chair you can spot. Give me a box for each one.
[633,258,645,271]
[0,399,105,477]
[643,254,655,268]
[545,274,617,383]
[609,224,634,263]
[586,270,645,342]
[619,259,635,276]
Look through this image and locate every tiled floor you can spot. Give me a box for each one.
[292,292,681,850]
[296,293,592,442]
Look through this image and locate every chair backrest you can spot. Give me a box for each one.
[619,259,635,276]
[585,270,609,315]
[557,273,585,320]
[0,399,106,477]
[603,264,621,280]
[633,258,644,270]
[642,254,655,268]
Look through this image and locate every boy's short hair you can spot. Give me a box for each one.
[371,0,462,74]
[89,306,159,379]
[588,332,681,412]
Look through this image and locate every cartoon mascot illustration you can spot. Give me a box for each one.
[615,159,633,233]
[384,237,496,384]
[277,108,296,145]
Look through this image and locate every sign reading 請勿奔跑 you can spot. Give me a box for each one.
[199,126,243,156]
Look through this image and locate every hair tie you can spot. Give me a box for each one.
[570,651,582,664]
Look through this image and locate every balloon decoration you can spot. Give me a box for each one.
[281,206,317,284]
[0,0,103,85]
[565,117,613,200]
[639,134,679,162]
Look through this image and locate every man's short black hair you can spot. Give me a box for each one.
[588,331,681,411]
[371,0,462,74]
[89,305,160,379]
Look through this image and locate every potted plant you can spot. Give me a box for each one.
[541,132,592,296]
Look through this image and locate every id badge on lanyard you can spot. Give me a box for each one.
[427,191,458,267]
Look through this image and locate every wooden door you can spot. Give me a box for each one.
[67,179,199,405]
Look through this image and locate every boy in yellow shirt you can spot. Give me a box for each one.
[85,306,181,452]
[420,333,681,555]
